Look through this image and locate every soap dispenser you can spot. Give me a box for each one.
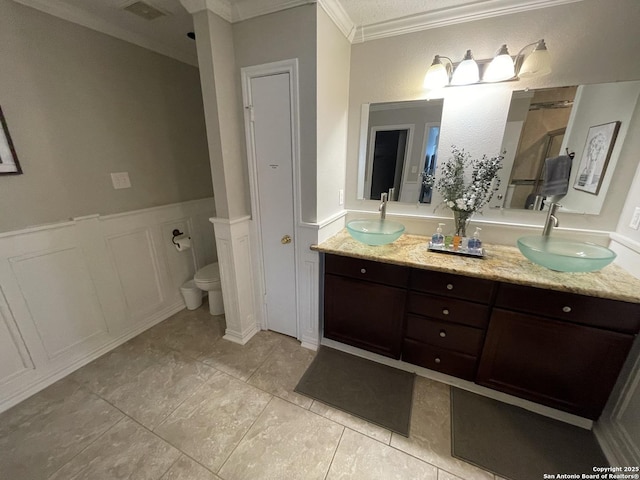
[468,227,483,254]
[431,223,445,246]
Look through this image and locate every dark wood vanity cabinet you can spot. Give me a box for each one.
[476,283,640,419]
[322,254,640,419]
[323,255,409,359]
[402,270,495,380]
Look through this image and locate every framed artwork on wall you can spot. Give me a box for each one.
[0,106,23,175]
[573,121,621,195]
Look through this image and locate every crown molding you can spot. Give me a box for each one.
[181,0,313,23]
[232,0,314,23]
[13,0,198,66]
[180,0,232,21]
[318,0,355,42]
[353,0,584,44]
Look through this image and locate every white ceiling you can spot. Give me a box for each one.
[11,0,583,66]
[341,0,477,27]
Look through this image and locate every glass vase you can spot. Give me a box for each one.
[453,210,472,237]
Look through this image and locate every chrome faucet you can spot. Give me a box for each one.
[542,202,561,236]
[379,192,388,220]
[388,187,395,201]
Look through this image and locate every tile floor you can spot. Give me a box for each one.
[0,302,506,480]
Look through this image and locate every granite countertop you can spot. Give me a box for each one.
[312,229,640,304]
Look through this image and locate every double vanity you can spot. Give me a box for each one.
[313,230,640,421]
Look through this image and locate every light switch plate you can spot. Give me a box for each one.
[111,172,131,189]
[630,207,640,230]
[339,189,344,206]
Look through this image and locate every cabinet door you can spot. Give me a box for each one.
[324,274,406,359]
[476,309,634,419]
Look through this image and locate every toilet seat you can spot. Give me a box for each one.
[194,262,221,291]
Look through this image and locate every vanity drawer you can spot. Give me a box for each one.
[325,254,410,288]
[402,339,478,380]
[405,314,485,355]
[407,292,490,328]
[410,269,495,304]
[496,283,640,334]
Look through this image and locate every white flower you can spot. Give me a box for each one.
[423,146,503,214]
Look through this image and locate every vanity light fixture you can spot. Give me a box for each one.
[450,50,480,85]
[423,39,551,89]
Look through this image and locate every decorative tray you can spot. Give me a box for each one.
[428,242,485,258]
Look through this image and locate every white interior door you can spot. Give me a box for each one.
[249,73,297,337]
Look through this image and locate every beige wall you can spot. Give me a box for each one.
[233,4,318,223]
[346,0,640,232]
[316,6,351,223]
[0,0,212,233]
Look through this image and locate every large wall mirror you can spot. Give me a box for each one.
[357,99,443,203]
[356,80,640,216]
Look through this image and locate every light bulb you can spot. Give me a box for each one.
[519,39,551,78]
[423,56,450,89]
[484,44,515,82]
[451,50,479,85]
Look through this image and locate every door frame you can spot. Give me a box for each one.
[241,59,301,336]
[364,124,414,200]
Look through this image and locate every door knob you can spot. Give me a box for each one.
[281,235,292,244]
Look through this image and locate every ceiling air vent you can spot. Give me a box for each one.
[123,1,167,20]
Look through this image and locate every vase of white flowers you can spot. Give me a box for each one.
[452,210,472,237]
[423,146,503,237]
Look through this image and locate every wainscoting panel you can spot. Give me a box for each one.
[0,198,215,413]
[211,217,258,345]
[107,229,165,320]
[296,213,345,349]
[0,287,34,389]
[10,247,109,361]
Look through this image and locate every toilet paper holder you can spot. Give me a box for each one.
[172,229,187,246]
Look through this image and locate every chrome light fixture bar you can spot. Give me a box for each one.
[423,39,551,89]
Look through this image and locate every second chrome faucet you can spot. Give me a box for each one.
[379,192,388,220]
[542,202,561,236]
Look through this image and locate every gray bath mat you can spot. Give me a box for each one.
[451,388,608,480]
[294,347,415,436]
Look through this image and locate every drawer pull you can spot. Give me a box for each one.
[434,357,441,364]
[442,309,449,315]
[562,306,572,313]
[439,330,447,338]
[446,283,454,290]
[360,268,366,274]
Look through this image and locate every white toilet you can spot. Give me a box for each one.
[193,262,225,315]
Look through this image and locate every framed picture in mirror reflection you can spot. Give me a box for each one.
[573,121,620,195]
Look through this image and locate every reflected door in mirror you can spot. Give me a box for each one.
[368,129,407,201]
